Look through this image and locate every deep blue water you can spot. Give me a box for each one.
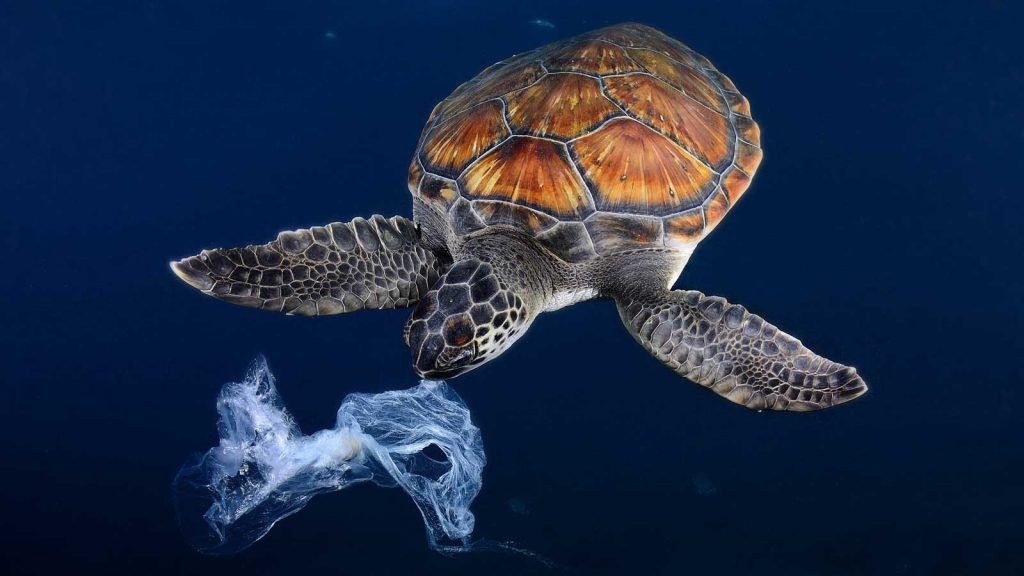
[3,1,1022,574]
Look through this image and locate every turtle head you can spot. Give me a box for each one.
[405,258,531,380]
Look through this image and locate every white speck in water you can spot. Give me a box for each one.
[691,474,718,496]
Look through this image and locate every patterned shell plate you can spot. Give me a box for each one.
[409,23,762,262]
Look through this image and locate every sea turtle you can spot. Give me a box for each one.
[171,23,867,411]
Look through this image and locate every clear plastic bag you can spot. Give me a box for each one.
[173,357,485,554]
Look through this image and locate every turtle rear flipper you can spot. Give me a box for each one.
[170,215,449,316]
[615,290,867,411]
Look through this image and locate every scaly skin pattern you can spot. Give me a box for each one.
[615,289,867,411]
[170,215,448,316]
[405,258,529,380]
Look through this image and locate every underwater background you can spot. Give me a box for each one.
[3,1,1022,574]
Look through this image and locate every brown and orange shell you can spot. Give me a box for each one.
[409,22,762,262]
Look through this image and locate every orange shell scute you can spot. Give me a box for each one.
[441,60,546,118]
[724,91,752,117]
[411,23,763,257]
[407,157,423,194]
[734,140,764,177]
[703,189,731,234]
[418,172,460,210]
[624,49,727,114]
[421,100,509,178]
[571,118,715,214]
[664,209,706,248]
[459,136,593,220]
[585,212,663,254]
[472,199,559,234]
[628,27,703,68]
[721,168,752,204]
[506,73,620,140]
[603,73,732,171]
[544,40,644,75]
[582,23,651,49]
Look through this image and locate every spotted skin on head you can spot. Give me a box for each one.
[406,258,529,379]
[170,215,448,316]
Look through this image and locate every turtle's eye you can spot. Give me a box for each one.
[436,343,476,369]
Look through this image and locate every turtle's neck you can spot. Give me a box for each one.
[454,226,574,311]
[589,247,693,300]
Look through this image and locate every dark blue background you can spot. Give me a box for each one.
[3,1,1021,574]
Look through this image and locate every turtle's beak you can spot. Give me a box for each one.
[413,339,478,380]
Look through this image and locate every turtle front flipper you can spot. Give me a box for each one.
[615,290,867,412]
[170,215,450,316]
